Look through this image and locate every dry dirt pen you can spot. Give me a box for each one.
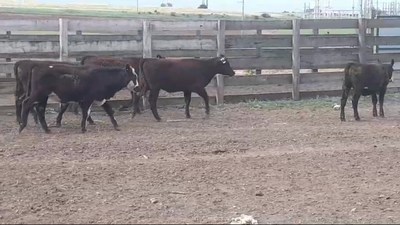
[1,94,400,224]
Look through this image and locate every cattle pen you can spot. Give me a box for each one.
[0,17,400,112]
[2,16,400,224]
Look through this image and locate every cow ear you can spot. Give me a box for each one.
[125,64,131,72]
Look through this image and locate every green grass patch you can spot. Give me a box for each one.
[246,93,400,111]
[246,96,339,111]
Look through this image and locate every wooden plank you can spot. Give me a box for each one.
[142,20,152,58]
[224,74,292,86]
[368,53,400,62]
[0,62,14,74]
[366,36,400,46]
[216,20,226,105]
[153,50,215,58]
[69,51,143,57]
[256,29,262,75]
[142,20,152,109]
[300,48,359,69]
[300,72,343,84]
[367,18,400,28]
[0,19,59,31]
[152,39,217,50]
[225,35,292,48]
[59,18,68,61]
[0,41,58,55]
[300,19,358,29]
[151,35,216,41]
[150,21,218,31]
[292,19,301,100]
[301,35,358,47]
[0,34,142,42]
[68,41,143,53]
[68,19,143,33]
[312,28,318,73]
[229,57,292,70]
[358,18,367,63]
[225,20,292,30]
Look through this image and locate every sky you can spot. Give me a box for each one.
[36,0,359,13]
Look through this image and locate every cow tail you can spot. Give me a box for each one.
[14,61,20,97]
[344,63,355,76]
[26,65,36,98]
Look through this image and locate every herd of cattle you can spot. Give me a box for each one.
[12,53,395,134]
[14,54,235,133]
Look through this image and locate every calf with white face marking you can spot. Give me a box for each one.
[340,59,394,121]
[19,64,139,133]
[138,55,235,121]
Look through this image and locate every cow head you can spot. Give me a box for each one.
[156,54,165,59]
[124,64,140,93]
[378,59,395,82]
[214,54,235,76]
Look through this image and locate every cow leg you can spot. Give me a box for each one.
[195,88,210,119]
[379,87,387,118]
[101,102,120,131]
[184,91,192,119]
[131,92,142,119]
[87,114,95,125]
[79,102,92,133]
[340,87,350,121]
[19,96,37,133]
[15,92,24,124]
[371,93,378,117]
[352,92,361,121]
[36,96,50,133]
[149,89,161,122]
[56,103,70,128]
[30,106,39,125]
[15,96,23,124]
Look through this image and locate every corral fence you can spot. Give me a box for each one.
[0,17,400,111]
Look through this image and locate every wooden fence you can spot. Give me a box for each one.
[1,17,400,110]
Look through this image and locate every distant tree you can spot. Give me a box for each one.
[160,3,166,7]
[167,2,173,7]
[261,13,271,18]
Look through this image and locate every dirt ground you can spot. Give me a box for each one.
[1,95,400,224]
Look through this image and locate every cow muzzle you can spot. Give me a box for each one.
[389,78,394,82]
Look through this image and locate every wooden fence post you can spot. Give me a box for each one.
[216,20,226,105]
[256,29,262,75]
[358,18,367,63]
[291,19,300,101]
[59,18,68,62]
[142,20,152,109]
[6,31,11,78]
[312,28,318,73]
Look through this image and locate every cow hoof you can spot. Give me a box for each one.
[340,118,346,122]
[186,115,191,119]
[81,129,87,133]
[355,117,360,121]
[203,114,210,119]
[44,129,51,133]
[114,127,120,131]
[56,123,62,128]
[88,122,95,125]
